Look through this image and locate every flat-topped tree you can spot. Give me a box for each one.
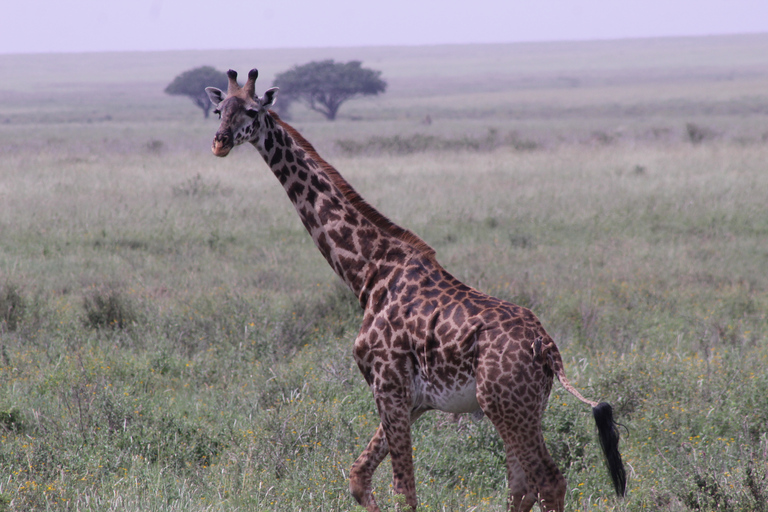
[205,69,626,512]
[272,60,386,120]
[165,66,228,118]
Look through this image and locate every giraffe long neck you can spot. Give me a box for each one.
[252,113,436,300]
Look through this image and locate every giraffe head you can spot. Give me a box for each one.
[205,68,278,157]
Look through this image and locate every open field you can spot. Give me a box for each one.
[1,34,768,511]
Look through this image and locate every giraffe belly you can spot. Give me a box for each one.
[424,378,481,414]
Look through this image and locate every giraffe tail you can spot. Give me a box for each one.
[546,349,627,497]
[592,402,627,497]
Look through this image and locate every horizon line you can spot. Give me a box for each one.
[2,30,767,57]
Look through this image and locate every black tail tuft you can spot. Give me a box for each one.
[592,402,627,497]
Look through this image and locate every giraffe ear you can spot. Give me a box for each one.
[205,87,226,106]
[261,87,279,109]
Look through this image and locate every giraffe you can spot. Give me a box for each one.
[205,69,626,511]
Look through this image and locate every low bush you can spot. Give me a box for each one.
[0,282,25,332]
[82,283,139,330]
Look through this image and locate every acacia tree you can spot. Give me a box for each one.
[273,60,387,120]
[165,66,228,118]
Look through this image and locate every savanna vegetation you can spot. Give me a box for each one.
[1,34,767,511]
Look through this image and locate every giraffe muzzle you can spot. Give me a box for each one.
[212,132,233,157]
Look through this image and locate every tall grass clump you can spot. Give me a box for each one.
[0,283,25,332]
[685,122,717,145]
[82,283,139,330]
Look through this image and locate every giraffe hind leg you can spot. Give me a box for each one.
[492,417,565,511]
[506,450,538,512]
[476,353,566,511]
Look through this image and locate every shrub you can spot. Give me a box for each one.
[172,173,227,198]
[336,129,536,156]
[686,122,716,145]
[0,407,24,433]
[82,284,138,330]
[145,138,164,153]
[0,283,25,332]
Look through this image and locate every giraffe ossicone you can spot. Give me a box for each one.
[206,68,627,512]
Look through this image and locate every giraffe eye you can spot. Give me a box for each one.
[213,109,221,119]
[245,108,258,119]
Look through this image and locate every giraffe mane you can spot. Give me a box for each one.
[271,112,437,261]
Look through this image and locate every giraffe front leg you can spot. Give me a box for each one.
[352,321,418,510]
[379,405,418,511]
[350,424,389,512]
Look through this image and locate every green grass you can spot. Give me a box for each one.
[1,34,768,511]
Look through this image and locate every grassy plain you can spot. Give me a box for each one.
[1,34,768,511]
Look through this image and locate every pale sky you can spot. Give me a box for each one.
[2,0,768,54]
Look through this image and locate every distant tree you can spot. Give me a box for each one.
[165,66,228,118]
[273,60,387,120]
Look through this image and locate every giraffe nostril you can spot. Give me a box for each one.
[212,130,233,157]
